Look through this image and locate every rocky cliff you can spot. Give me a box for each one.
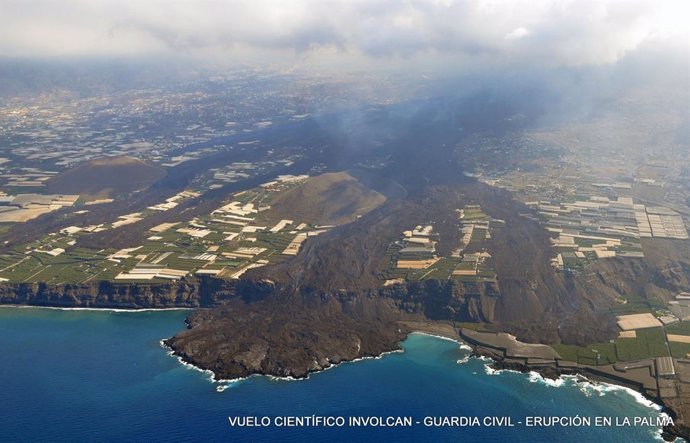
[163,273,609,381]
[0,276,238,309]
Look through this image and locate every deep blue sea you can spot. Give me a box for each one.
[0,307,670,442]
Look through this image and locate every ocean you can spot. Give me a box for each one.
[0,307,669,442]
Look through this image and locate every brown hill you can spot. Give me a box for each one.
[265,171,386,226]
[45,156,166,200]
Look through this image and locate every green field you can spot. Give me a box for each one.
[553,342,618,366]
[0,183,317,284]
[666,321,690,336]
[615,328,669,361]
[554,327,672,365]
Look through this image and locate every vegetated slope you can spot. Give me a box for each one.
[264,171,386,226]
[45,156,166,199]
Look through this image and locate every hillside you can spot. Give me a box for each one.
[45,156,166,200]
[253,181,619,344]
[166,180,630,384]
[264,171,386,226]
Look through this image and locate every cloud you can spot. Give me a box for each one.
[505,27,531,41]
[0,0,686,67]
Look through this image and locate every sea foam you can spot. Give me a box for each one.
[161,338,406,390]
[3,304,192,313]
[159,340,218,383]
[575,379,662,411]
[527,371,566,387]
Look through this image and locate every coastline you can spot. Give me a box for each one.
[408,331,472,351]
[5,303,683,440]
[397,320,465,343]
[160,337,406,386]
[0,304,194,313]
[464,337,686,442]
[484,360,666,413]
[162,319,467,386]
[4,312,671,443]
[163,321,685,441]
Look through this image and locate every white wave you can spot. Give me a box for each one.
[650,426,676,442]
[311,349,405,375]
[159,340,218,383]
[2,304,192,313]
[527,371,565,387]
[482,362,525,376]
[267,374,303,382]
[575,380,671,442]
[484,364,502,375]
[469,353,664,415]
[214,375,256,390]
[161,338,406,388]
[161,329,667,424]
[524,370,665,415]
[230,349,407,384]
[575,379,662,411]
[456,354,470,364]
[161,340,261,388]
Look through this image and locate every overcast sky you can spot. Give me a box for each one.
[0,0,687,69]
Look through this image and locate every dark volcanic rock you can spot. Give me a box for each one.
[247,181,625,345]
[0,276,237,309]
[165,180,688,383]
[164,290,411,380]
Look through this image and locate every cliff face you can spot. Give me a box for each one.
[163,278,523,381]
[164,257,645,383]
[0,277,238,309]
[380,279,499,323]
[0,271,500,322]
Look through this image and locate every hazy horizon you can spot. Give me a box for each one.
[0,1,686,71]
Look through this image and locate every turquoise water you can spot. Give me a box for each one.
[0,307,668,442]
